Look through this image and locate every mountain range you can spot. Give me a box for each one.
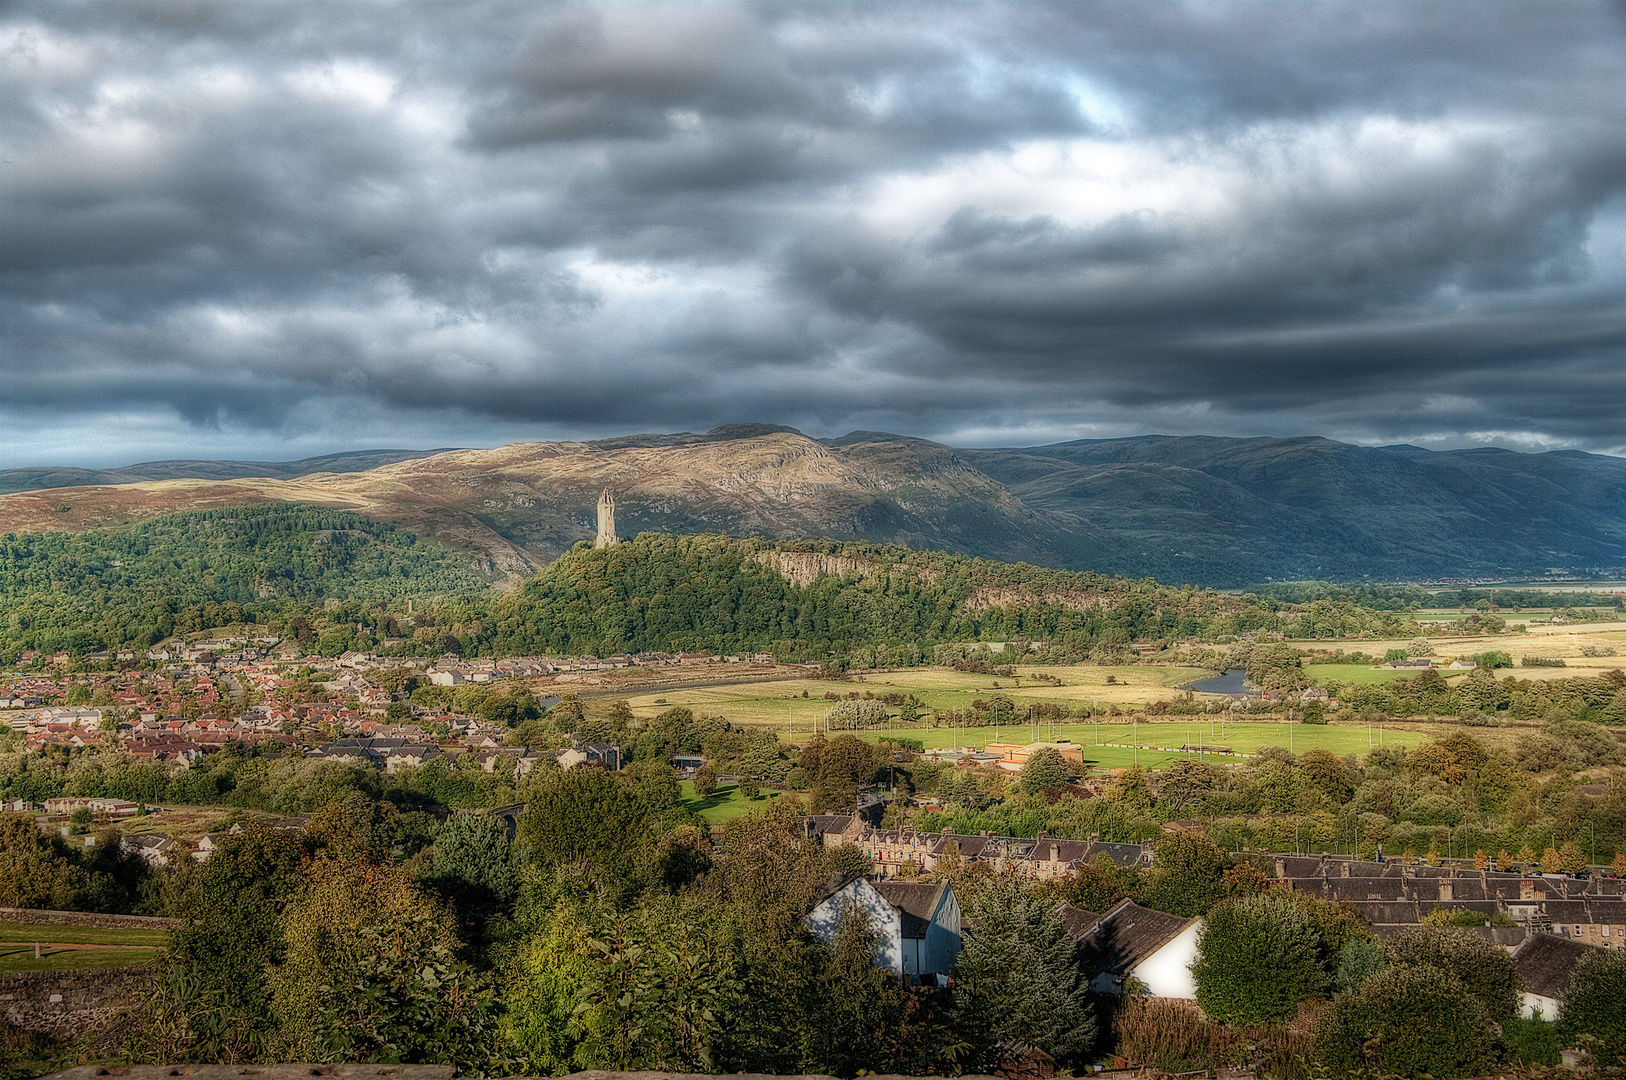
[3,424,1622,587]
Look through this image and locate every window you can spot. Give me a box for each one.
[1576,926,1584,936]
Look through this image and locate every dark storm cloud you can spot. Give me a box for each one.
[3,0,1624,466]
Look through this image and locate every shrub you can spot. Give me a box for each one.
[1111,997,1228,1072]
[1385,926,1518,1021]
[1314,964,1498,1079]
[1193,894,1325,1023]
[1560,948,1626,1065]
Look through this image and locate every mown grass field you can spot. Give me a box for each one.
[678,780,781,822]
[1302,664,1414,685]
[0,922,168,947]
[0,944,160,972]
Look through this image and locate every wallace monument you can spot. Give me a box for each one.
[595,488,620,549]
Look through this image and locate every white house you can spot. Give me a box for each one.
[1070,899,1201,999]
[1512,932,1599,1020]
[806,876,962,981]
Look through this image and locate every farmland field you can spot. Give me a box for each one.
[620,665,1214,730]
[848,718,1424,761]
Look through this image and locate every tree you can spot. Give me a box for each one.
[268,855,497,1068]
[1192,894,1325,1023]
[1018,747,1072,794]
[0,813,90,910]
[955,879,1096,1067]
[144,825,310,1062]
[623,761,683,814]
[518,769,650,887]
[419,812,517,953]
[824,699,887,730]
[1561,948,1626,1065]
[1315,964,1498,1079]
[1384,927,1518,1023]
[693,766,718,799]
[738,776,760,800]
[1137,833,1231,917]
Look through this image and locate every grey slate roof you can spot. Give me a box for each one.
[1513,933,1604,1000]
[1054,902,1103,941]
[1073,900,1193,977]
[874,881,949,940]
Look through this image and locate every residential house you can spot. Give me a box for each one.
[1070,899,1202,999]
[1511,933,1603,1019]
[121,832,179,867]
[805,875,963,981]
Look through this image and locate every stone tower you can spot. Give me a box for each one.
[595,488,619,549]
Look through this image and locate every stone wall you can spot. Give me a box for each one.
[37,1071,999,1080]
[0,967,154,1041]
[0,906,180,930]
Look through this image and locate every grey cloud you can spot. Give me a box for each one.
[2,0,1624,468]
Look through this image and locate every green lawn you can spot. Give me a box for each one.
[0,922,169,947]
[679,780,782,823]
[0,944,159,972]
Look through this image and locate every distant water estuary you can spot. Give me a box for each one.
[1179,668,1259,696]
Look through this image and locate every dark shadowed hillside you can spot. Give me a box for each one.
[959,436,1626,583]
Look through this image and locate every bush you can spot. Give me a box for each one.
[1384,927,1518,1021]
[1503,1015,1563,1066]
[1193,894,1325,1023]
[1111,997,1228,1073]
[1561,948,1626,1065]
[1018,747,1072,794]
[1314,964,1498,1079]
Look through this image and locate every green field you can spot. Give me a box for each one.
[0,922,169,947]
[1303,664,1417,685]
[0,944,159,972]
[849,718,1425,764]
[679,780,783,823]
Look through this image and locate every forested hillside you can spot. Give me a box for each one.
[0,505,490,655]
[480,533,1408,660]
[2,514,1432,659]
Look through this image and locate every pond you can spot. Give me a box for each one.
[1178,667,1259,696]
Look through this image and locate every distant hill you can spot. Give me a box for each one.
[958,436,1626,583]
[0,448,456,495]
[2,428,1622,586]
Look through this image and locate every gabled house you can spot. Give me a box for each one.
[1070,899,1201,999]
[1512,933,1605,1020]
[121,832,179,867]
[806,875,963,982]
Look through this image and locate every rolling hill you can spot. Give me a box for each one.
[2,427,1622,586]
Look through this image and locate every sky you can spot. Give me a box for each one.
[3,1,1625,468]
